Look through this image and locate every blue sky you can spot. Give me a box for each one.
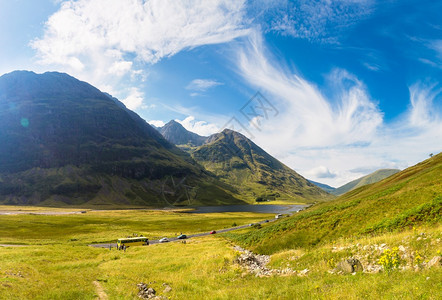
[0,0,441,186]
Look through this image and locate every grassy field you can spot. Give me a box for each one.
[0,208,272,245]
[0,207,440,299]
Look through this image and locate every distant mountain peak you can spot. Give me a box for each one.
[158,120,207,147]
[332,168,401,196]
[166,119,180,125]
[221,128,235,134]
[192,127,331,203]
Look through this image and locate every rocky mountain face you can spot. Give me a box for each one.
[331,169,401,196]
[157,120,207,147]
[0,71,242,206]
[192,129,331,203]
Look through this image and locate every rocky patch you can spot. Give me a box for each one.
[137,283,169,299]
[335,258,363,274]
[233,246,298,277]
[427,256,441,268]
[329,232,441,274]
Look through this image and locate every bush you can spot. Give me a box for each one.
[378,247,401,272]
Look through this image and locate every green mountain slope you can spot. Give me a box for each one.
[332,169,400,195]
[0,71,243,207]
[192,129,332,203]
[226,152,441,254]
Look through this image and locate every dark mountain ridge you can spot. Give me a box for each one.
[0,71,242,206]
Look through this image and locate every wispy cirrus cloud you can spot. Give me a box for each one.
[186,79,223,96]
[254,0,374,43]
[237,31,383,149]
[235,31,442,186]
[407,34,442,69]
[422,39,442,68]
[186,79,223,92]
[408,83,441,127]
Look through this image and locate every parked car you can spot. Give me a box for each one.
[264,220,269,223]
[177,234,187,239]
[275,214,283,219]
[159,237,169,243]
[210,230,216,234]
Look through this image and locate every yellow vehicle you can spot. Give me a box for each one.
[117,237,149,249]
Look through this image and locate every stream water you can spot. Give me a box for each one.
[183,204,307,214]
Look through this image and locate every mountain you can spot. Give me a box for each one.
[157,120,207,147]
[331,169,400,196]
[227,152,441,254]
[309,180,336,194]
[191,129,331,203]
[0,71,243,206]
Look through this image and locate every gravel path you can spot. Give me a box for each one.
[93,281,108,300]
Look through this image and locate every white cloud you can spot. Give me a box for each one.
[176,116,219,136]
[186,79,223,92]
[31,0,249,104]
[149,120,165,128]
[235,31,442,186]
[122,87,145,110]
[32,0,248,65]
[307,166,337,179]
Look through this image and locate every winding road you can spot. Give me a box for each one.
[89,216,282,248]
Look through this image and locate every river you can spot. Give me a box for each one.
[183,204,307,214]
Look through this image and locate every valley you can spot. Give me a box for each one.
[0,154,440,299]
[0,205,440,299]
[0,70,440,299]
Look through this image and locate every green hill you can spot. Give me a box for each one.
[192,129,332,203]
[0,71,243,207]
[332,169,400,195]
[226,152,441,254]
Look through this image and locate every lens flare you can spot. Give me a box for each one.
[20,118,29,128]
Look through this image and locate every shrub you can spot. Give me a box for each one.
[378,247,401,272]
[414,250,423,266]
[255,197,264,202]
